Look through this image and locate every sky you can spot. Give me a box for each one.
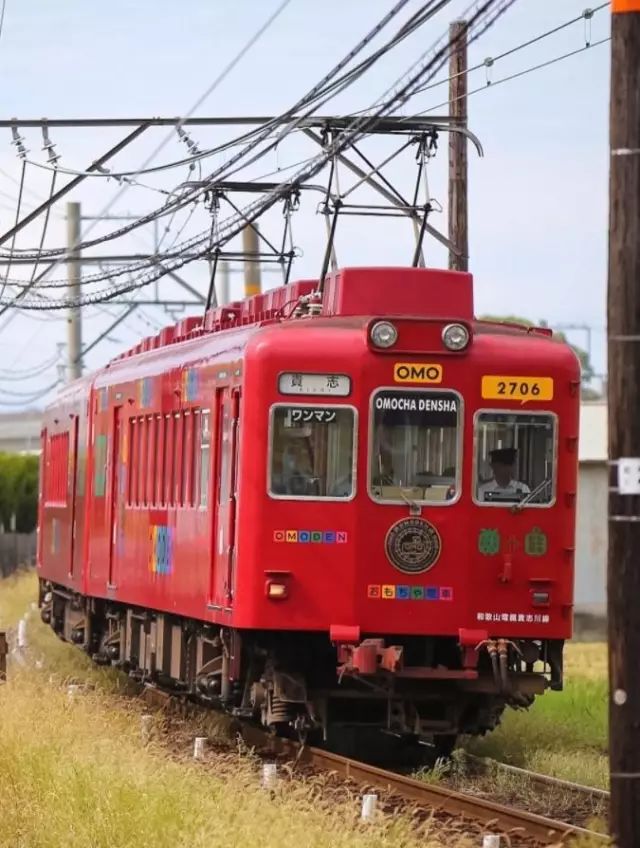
[0,0,612,406]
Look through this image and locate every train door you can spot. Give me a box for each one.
[211,387,240,608]
[107,406,123,588]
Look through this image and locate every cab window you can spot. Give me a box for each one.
[474,411,556,506]
[269,405,355,499]
[369,389,460,504]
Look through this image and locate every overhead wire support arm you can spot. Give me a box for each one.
[0,123,151,248]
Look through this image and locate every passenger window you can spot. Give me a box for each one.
[269,405,355,499]
[199,410,211,507]
[369,390,460,504]
[474,412,556,506]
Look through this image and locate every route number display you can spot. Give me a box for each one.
[481,376,554,402]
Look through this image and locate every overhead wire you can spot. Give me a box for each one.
[0,0,295,316]
[3,0,518,309]
[415,35,610,116]
[0,0,430,266]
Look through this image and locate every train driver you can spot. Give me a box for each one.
[477,447,530,501]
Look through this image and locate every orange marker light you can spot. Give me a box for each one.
[266,581,288,599]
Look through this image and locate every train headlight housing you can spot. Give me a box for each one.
[442,323,470,351]
[370,321,398,349]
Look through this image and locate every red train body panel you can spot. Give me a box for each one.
[37,266,580,755]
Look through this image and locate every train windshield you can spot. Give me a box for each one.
[474,411,556,506]
[269,404,355,499]
[369,389,460,504]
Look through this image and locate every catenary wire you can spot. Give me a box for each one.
[0,0,433,265]
[3,0,516,309]
[0,0,295,316]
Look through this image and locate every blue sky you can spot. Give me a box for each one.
[0,0,611,402]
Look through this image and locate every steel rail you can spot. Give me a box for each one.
[140,684,607,845]
[237,726,607,845]
[463,752,610,802]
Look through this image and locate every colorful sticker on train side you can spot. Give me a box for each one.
[149,525,174,575]
[477,612,550,624]
[273,530,348,544]
[182,368,199,402]
[137,377,153,408]
[368,584,453,601]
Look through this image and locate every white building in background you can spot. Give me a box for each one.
[575,401,608,618]
[0,410,42,454]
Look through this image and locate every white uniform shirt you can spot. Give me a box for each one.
[477,478,530,500]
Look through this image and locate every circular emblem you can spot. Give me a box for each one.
[385,518,441,574]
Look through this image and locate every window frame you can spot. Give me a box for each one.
[267,402,358,502]
[471,407,558,509]
[367,386,463,507]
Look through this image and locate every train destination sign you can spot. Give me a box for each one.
[279,372,350,396]
[373,390,458,427]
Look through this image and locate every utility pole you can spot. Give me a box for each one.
[448,19,468,273]
[242,223,262,297]
[66,201,82,380]
[608,3,640,846]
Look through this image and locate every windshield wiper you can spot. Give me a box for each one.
[400,489,421,514]
[511,478,551,513]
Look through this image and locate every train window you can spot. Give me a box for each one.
[269,404,355,500]
[369,389,460,505]
[199,410,211,508]
[45,431,70,505]
[474,411,556,506]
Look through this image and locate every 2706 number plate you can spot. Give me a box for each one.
[481,376,554,401]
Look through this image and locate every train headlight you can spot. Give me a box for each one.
[370,321,398,349]
[442,323,470,351]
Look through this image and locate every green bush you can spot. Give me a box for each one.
[0,453,39,533]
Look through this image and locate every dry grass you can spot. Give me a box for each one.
[0,572,479,848]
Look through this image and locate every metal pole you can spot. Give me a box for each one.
[448,20,468,272]
[607,3,640,845]
[242,224,261,297]
[66,202,82,380]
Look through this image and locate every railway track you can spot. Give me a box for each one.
[142,684,608,846]
[463,752,610,803]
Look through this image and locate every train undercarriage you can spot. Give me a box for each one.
[40,580,564,764]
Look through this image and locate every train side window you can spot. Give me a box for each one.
[155,415,164,506]
[164,414,173,506]
[269,404,356,500]
[199,410,211,508]
[369,389,461,505]
[473,411,556,507]
[45,431,70,505]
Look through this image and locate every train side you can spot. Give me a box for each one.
[37,267,580,755]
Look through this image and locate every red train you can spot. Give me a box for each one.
[38,266,580,759]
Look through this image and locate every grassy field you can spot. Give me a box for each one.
[466,643,608,790]
[0,571,477,848]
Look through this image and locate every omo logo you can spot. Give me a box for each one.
[393,362,443,384]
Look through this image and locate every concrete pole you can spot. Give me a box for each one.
[242,224,261,297]
[218,260,230,306]
[66,202,82,380]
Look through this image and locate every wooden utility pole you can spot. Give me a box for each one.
[242,223,262,297]
[608,3,640,845]
[66,201,82,380]
[448,19,468,272]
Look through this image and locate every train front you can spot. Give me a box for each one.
[239,266,580,756]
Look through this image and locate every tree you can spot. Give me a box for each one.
[0,453,39,533]
[479,314,597,395]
